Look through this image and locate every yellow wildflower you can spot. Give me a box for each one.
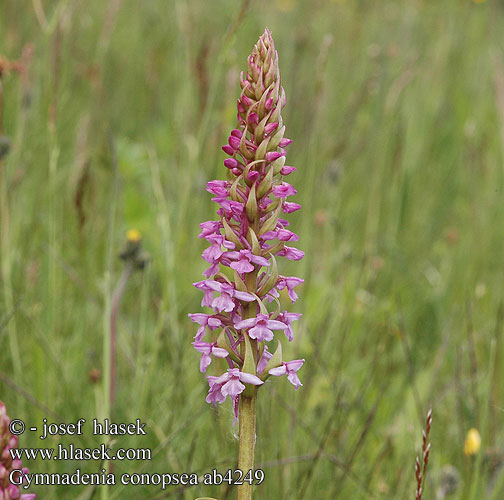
[126,229,141,242]
[464,428,481,456]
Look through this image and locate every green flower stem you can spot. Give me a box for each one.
[237,389,257,500]
[238,262,259,500]
[109,261,134,408]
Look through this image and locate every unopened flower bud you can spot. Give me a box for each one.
[265,151,283,162]
[247,170,260,182]
[281,165,296,175]
[248,112,259,125]
[229,135,241,150]
[224,158,239,169]
[222,144,234,155]
[264,122,279,135]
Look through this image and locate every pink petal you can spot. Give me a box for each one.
[214,372,231,385]
[284,312,302,322]
[208,317,222,329]
[235,318,257,329]
[188,313,209,326]
[287,372,302,389]
[261,231,278,241]
[287,359,305,372]
[200,353,212,373]
[233,291,255,302]
[212,294,235,313]
[239,372,264,385]
[284,326,293,342]
[212,347,229,358]
[249,324,274,342]
[266,319,288,330]
[203,262,219,278]
[250,255,270,267]
[230,260,255,273]
[269,365,287,377]
[192,341,212,354]
[221,378,246,398]
[205,280,222,292]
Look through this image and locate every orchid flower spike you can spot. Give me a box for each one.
[189,27,304,423]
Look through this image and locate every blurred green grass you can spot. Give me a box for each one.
[1,0,504,498]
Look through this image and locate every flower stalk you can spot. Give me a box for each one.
[237,392,256,500]
[190,28,304,499]
[107,229,149,410]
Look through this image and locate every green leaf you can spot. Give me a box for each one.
[233,270,248,292]
[247,226,261,255]
[239,127,254,160]
[254,114,268,144]
[252,293,269,315]
[272,155,286,175]
[258,204,281,236]
[267,124,285,151]
[255,136,269,161]
[222,218,242,248]
[258,253,279,295]
[242,334,257,397]
[229,176,243,202]
[217,330,241,365]
[245,183,258,221]
[257,163,274,198]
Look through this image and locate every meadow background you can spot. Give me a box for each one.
[1,0,503,498]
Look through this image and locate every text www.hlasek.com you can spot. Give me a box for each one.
[9,444,151,461]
